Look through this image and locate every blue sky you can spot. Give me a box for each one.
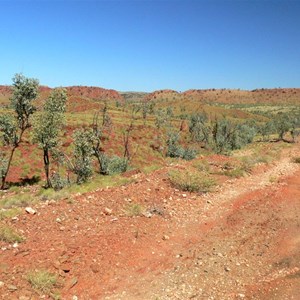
[0,0,299,91]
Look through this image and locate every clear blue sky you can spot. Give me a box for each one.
[1,0,299,92]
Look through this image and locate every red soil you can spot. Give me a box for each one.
[1,144,300,299]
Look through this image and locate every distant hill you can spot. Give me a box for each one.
[1,85,299,109]
[0,85,124,112]
[144,88,300,104]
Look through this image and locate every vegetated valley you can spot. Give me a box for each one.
[1,75,300,300]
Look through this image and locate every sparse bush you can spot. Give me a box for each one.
[0,208,21,220]
[72,128,94,184]
[181,148,197,160]
[166,132,184,158]
[193,160,210,173]
[166,132,197,160]
[239,154,271,173]
[0,225,24,243]
[273,112,297,141]
[108,156,128,174]
[50,173,69,191]
[210,118,256,154]
[189,113,209,144]
[27,269,58,295]
[2,194,34,208]
[168,169,216,193]
[100,154,128,175]
[125,203,144,217]
[222,167,245,178]
[292,157,300,163]
[258,121,275,141]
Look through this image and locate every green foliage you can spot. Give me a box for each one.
[166,132,183,158]
[0,115,18,146]
[50,172,69,191]
[33,89,67,150]
[32,88,67,188]
[210,118,256,154]
[181,148,198,161]
[235,123,256,145]
[33,88,67,150]
[0,74,39,189]
[273,112,297,140]
[98,153,128,175]
[73,128,94,184]
[155,109,170,130]
[168,169,216,193]
[108,156,128,174]
[11,73,39,131]
[166,132,197,160]
[189,113,209,143]
[258,121,275,141]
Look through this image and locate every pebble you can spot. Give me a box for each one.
[19,296,30,300]
[7,284,18,291]
[25,207,36,215]
[104,208,112,215]
[0,281,4,288]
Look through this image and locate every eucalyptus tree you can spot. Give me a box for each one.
[32,88,67,188]
[0,74,39,189]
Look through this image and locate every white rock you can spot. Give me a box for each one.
[25,207,36,215]
[104,208,112,215]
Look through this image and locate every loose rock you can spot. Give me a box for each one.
[25,207,36,215]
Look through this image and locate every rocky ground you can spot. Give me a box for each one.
[1,144,300,300]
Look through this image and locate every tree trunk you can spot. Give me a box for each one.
[43,148,52,188]
[0,129,25,190]
[1,146,16,190]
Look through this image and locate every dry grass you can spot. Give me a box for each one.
[168,169,216,193]
[0,225,24,243]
